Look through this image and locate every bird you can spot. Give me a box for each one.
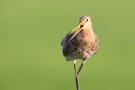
[61,15,99,90]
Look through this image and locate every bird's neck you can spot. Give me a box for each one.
[78,27,95,42]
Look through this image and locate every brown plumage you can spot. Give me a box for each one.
[61,15,99,90]
[61,15,99,61]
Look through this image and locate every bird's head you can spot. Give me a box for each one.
[69,15,92,40]
[79,15,92,29]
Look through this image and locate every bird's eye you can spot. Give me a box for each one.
[86,19,88,21]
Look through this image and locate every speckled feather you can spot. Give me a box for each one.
[61,15,99,61]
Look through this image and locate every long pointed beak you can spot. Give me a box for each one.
[70,20,86,41]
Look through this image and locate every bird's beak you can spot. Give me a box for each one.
[70,20,86,41]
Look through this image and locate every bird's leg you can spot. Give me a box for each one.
[77,59,87,76]
[73,60,80,90]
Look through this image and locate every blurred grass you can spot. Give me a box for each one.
[0,0,135,90]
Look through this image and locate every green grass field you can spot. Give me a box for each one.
[0,0,135,90]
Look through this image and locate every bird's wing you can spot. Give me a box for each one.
[61,26,78,46]
[61,30,75,47]
[93,33,99,54]
[61,32,73,46]
[94,34,99,46]
[61,32,74,57]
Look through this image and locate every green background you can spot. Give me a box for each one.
[0,0,135,90]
